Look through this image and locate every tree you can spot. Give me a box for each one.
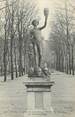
[3,0,9,81]
[0,0,38,81]
[50,0,75,74]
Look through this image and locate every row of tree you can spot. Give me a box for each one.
[50,0,75,75]
[0,0,38,81]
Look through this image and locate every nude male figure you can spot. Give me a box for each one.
[30,8,49,68]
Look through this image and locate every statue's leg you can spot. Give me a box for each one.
[36,42,41,67]
[33,43,37,67]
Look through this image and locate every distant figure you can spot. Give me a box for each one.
[30,8,49,68]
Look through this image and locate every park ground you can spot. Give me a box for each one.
[0,71,75,117]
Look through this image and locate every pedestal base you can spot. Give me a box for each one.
[24,77,54,117]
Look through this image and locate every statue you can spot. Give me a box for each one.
[28,8,49,77]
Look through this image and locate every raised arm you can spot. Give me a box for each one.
[39,8,49,30]
[39,16,48,30]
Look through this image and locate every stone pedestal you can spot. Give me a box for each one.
[24,77,54,117]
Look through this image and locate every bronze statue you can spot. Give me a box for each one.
[29,8,49,77]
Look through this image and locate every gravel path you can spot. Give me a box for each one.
[51,72,75,117]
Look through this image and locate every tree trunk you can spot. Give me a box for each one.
[68,49,71,74]
[4,25,7,82]
[10,35,14,80]
[10,4,14,80]
[14,46,18,78]
[72,45,74,75]
[18,34,23,77]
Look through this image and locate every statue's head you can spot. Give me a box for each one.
[32,19,39,27]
